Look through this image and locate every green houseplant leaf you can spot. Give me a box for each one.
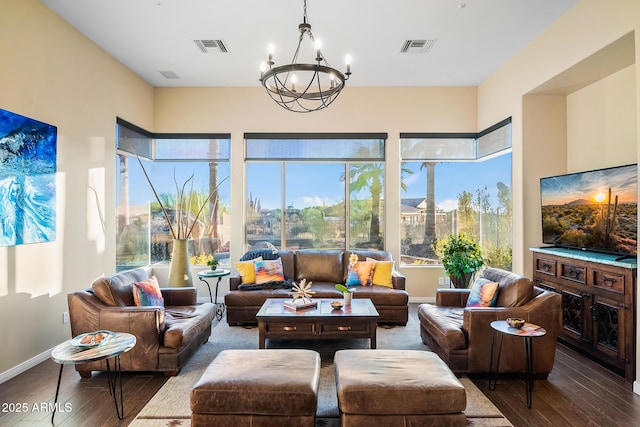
[335,284,354,293]
[436,234,485,281]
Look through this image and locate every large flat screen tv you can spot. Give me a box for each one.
[540,164,638,258]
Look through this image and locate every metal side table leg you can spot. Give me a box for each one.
[105,356,125,419]
[489,330,504,391]
[214,276,225,320]
[524,337,534,408]
[51,364,64,423]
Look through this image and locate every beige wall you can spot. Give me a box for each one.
[0,0,154,375]
[567,65,637,171]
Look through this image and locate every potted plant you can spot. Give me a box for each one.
[335,284,354,305]
[436,234,484,288]
[207,256,219,271]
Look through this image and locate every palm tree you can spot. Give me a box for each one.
[343,163,414,246]
[348,163,384,244]
[420,162,436,249]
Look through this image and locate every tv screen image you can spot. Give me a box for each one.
[540,164,637,257]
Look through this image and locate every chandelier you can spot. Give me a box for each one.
[259,0,352,113]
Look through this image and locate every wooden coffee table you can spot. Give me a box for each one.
[256,298,380,349]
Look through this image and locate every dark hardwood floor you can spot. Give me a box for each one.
[1,305,639,426]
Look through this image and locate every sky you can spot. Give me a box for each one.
[121,154,512,213]
[540,163,637,206]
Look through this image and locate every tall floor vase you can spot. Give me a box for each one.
[168,238,193,287]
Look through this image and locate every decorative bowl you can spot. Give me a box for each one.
[330,301,344,310]
[506,317,525,329]
[70,330,116,348]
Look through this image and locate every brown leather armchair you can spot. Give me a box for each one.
[67,267,215,377]
[418,267,561,376]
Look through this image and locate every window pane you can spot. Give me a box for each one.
[400,154,512,268]
[246,138,384,160]
[349,163,384,250]
[155,138,230,160]
[285,163,345,249]
[117,126,152,159]
[477,123,512,159]
[116,157,231,270]
[401,138,476,160]
[246,162,282,249]
[245,135,386,251]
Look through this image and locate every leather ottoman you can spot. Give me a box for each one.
[190,349,320,427]
[334,349,467,427]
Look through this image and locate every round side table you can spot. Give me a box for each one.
[50,332,136,422]
[197,268,230,320]
[489,320,546,408]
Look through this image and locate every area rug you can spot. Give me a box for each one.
[131,318,512,426]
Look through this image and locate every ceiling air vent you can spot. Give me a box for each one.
[159,71,180,79]
[194,39,229,53]
[400,39,437,54]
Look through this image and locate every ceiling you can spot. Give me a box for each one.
[40,0,579,88]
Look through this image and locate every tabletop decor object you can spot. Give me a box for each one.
[335,283,354,305]
[70,330,116,348]
[286,278,317,310]
[506,317,525,329]
[330,301,344,310]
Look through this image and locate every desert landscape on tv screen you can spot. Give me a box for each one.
[541,165,637,256]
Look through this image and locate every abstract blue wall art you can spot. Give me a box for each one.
[0,108,57,246]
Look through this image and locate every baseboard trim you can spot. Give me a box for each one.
[408,296,435,304]
[0,347,54,384]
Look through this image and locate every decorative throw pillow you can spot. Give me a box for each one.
[466,277,499,308]
[133,276,164,307]
[235,256,263,284]
[366,257,395,288]
[345,261,375,287]
[254,258,285,285]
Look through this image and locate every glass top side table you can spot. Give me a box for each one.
[489,320,546,408]
[197,268,230,320]
[50,332,136,422]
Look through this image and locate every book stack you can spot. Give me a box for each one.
[284,299,318,311]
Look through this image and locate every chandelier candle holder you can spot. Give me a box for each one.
[259,0,352,113]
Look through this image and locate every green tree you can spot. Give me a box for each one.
[458,191,476,239]
[349,163,383,243]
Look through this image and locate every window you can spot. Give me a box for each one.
[245,134,386,250]
[115,119,230,271]
[400,119,513,269]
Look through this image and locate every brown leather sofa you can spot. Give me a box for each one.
[67,267,215,377]
[225,249,409,325]
[418,267,561,376]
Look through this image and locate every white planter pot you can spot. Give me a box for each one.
[343,292,353,305]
